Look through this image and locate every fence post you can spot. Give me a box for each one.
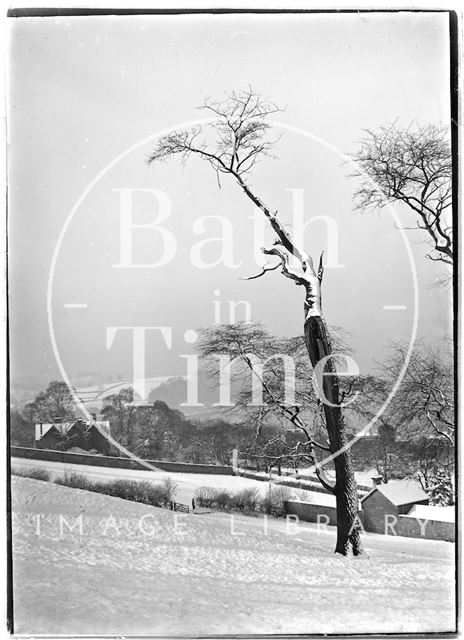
[232,448,238,474]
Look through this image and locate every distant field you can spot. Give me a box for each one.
[11,456,310,504]
[11,455,375,506]
[11,476,455,635]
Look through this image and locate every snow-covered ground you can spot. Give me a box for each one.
[11,476,455,635]
[11,456,316,504]
[277,466,378,487]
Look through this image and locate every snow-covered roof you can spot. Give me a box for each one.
[297,491,336,508]
[89,421,110,432]
[35,421,75,440]
[35,420,110,441]
[361,479,428,507]
[405,504,455,523]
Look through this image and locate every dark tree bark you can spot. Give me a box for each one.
[305,316,363,555]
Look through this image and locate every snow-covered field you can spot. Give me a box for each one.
[11,476,455,635]
[11,456,315,504]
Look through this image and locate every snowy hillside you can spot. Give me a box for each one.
[11,477,455,635]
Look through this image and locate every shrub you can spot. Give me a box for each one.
[193,487,206,506]
[193,487,211,507]
[162,476,177,503]
[274,485,293,502]
[214,489,231,509]
[149,479,177,507]
[259,494,274,515]
[91,478,174,508]
[55,472,93,491]
[194,486,218,508]
[54,473,176,508]
[12,467,50,482]
[102,479,141,501]
[232,487,260,512]
[242,487,260,511]
[195,484,292,517]
[259,486,292,517]
[91,481,111,494]
[229,489,246,511]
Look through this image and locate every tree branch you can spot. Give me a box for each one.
[239,261,281,281]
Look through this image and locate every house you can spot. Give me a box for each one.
[284,476,453,543]
[35,418,111,454]
[85,422,113,455]
[361,477,429,534]
[35,421,75,450]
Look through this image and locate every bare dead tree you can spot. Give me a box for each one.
[148,88,363,555]
[349,123,452,266]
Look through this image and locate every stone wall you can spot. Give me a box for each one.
[11,446,234,475]
[396,515,455,542]
[284,500,338,526]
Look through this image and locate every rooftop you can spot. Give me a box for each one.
[296,491,336,508]
[35,419,110,440]
[405,504,455,523]
[361,479,428,507]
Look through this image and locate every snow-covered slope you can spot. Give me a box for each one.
[11,477,455,636]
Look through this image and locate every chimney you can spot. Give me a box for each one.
[371,474,384,487]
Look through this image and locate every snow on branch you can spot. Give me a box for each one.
[147,88,324,307]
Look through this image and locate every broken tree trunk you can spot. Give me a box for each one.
[304,313,363,556]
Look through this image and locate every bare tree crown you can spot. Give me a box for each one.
[148,88,282,178]
[350,123,452,266]
[148,88,325,318]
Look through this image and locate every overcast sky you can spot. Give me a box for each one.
[8,11,452,394]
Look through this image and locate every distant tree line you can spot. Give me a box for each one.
[9,327,454,506]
